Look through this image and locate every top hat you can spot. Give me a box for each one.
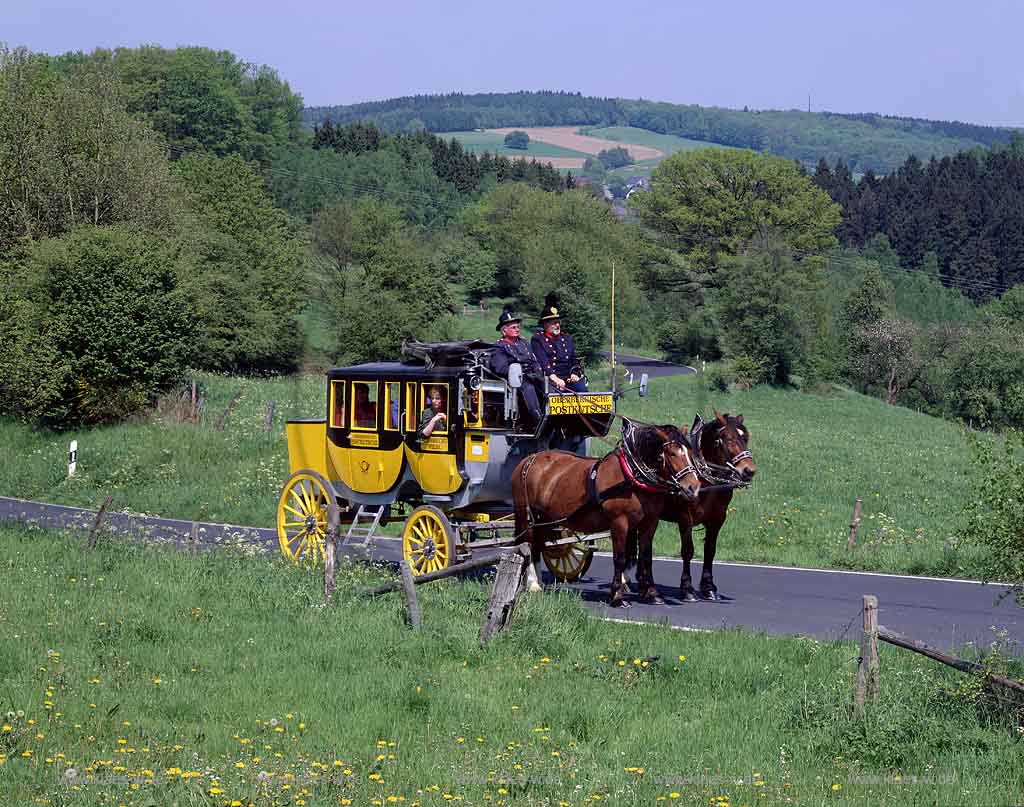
[496,308,522,332]
[538,305,561,324]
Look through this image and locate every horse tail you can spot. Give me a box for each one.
[624,529,638,571]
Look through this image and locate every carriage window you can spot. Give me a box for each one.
[420,383,449,435]
[351,381,378,430]
[405,382,418,431]
[329,381,345,428]
[384,382,401,431]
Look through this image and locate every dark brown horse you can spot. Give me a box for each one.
[660,411,756,602]
[513,423,700,607]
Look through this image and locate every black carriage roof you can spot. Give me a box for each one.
[327,362,464,380]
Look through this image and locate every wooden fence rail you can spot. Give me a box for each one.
[855,593,1024,714]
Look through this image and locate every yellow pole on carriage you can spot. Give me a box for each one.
[610,259,616,398]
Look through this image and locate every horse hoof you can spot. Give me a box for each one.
[681,588,699,603]
[610,595,631,608]
[640,588,665,605]
[702,590,722,602]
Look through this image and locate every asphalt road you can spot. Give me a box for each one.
[3,495,1020,652]
[602,352,697,379]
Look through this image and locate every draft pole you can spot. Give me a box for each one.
[610,259,616,398]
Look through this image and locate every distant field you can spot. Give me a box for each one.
[435,130,590,169]
[580,125,722,155]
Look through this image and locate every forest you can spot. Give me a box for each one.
[2,43,1024,435]
[303,90,1016,173]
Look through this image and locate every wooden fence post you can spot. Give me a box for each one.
[189,522,199,555]
[401,560,422,630]
[323,499,341,606]
[263,401,276,433]
[480,550,528,646]
[847,497,863,549]
[86,495,113,550]
[855,594,880,716]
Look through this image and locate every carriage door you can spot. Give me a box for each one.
[339,380,401,494]
[403,382,462,495]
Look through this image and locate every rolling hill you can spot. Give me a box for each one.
[303,90,1019,173]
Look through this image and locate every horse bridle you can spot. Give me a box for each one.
[694,421,752,486]
[659,438,700,490]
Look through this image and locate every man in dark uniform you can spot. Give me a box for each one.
[490,308,544,425]
[531,305,588,393]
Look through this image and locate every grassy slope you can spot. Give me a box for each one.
[0,366,992,579]
[435,131,591,161]
[0,525,1020,805]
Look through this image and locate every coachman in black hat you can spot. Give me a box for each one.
[490,307,544,426]
[531,300,588,393]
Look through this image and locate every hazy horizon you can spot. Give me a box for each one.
[6,0,1022,128]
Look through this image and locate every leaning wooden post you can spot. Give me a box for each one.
[855,594,880,716]
[215,390,243,432]
[189,522,199,555]
[86,495,113,550]
[263,401,276,433]
[847,497,863,550]
[401,560,422,630]
[480,548,528,646]
[323,499,341,606]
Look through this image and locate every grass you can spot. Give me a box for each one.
[1,524,1021,805]
[435,131,591,162]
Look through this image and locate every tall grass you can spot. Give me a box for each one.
[0,370,993,577]
[0,525,1020,805]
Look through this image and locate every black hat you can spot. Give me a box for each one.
[496,307,522,332]
[538,304,561,324]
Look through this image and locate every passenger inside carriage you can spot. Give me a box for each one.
[417,385,448,441]
[353,383,377,428]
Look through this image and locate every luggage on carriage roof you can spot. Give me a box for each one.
[400,339,495,369]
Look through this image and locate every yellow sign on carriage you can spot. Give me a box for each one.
[350,433,379,448]
[548,393,614,416]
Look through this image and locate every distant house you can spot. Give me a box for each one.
[626,176,648,190]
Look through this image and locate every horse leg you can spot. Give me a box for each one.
[700,520,723,601]
[525,528,548,593]
[679,523,699,603]
[637,520,664,605]
[608,517,631,608]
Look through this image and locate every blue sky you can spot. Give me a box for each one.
[5,0,1022,126]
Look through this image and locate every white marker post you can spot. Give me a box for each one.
[68,440,77,477]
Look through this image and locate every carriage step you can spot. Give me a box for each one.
[344,504,387,545]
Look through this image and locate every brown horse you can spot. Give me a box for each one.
[660,411,756,602]
[513,423,700,607]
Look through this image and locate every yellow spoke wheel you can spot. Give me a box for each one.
[402,505,454,577]
[543,539,594,582]
[276,470,337,566]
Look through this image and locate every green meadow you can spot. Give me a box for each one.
[0,525,1020,806]
[0,365,993,579]
[435,131,590,161]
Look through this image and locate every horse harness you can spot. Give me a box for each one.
[519,430,698,530]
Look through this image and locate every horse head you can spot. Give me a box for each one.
[693,410,756,483]
[635,424,701,500]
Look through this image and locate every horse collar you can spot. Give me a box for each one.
[617,448,667,494]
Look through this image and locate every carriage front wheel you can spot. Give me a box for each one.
[543,540,594,582]
[403,505,453,576]
[276,470,338,566]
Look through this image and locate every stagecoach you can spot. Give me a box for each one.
[277,340,634,581]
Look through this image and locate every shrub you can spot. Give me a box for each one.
[503,130,529,150]
[0,226,194,427]
[958,430,1024,603]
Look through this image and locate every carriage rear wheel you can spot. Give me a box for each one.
[276,470,337,566]
[403,505,453,576]
[543,540,594,582]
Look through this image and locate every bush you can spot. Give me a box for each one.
[598,146,633,169]
[0,226,194,427]
[503,130,529,150]
[958,430,1024,603]
[944,323,1024,429]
